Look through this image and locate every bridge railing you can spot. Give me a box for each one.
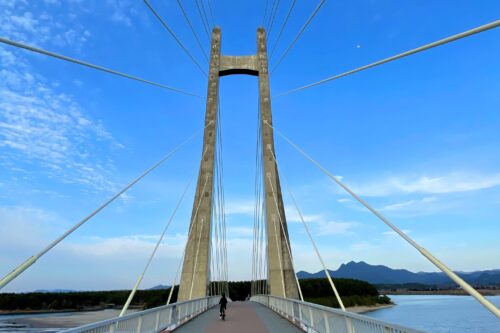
[251,295,423,333]
[60,296,220,333]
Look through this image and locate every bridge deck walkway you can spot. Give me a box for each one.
[169,301,303,333]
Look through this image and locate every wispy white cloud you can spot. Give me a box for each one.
[225,200,254,215]
[315,220,359,236]
[64,233,187,260]
[349,172,500,197]
[382,229,411,237]
[0,2,89,50]
[0,204,189,291]
[381,197,437,211]
[105,0,148,28]
[226,226,254,238]
[285,207,322,224]
[0,4,124,193]
[0,62,123,191]
[377,196,454,218]
[349,241,373,252]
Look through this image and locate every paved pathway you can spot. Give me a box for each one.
[172,301,303,333]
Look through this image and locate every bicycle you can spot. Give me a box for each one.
[219,306,226,320]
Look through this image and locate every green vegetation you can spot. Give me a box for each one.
[226,281,251,301]
[0,278,390,312]
[300,278,392,308]
[0,287,179,312]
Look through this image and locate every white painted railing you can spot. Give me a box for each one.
[251,295,424,333]
[60,296,219,333]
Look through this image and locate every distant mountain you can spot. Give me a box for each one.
[148,285,171,290]
[34,289,76,293]
[297,261,500,287]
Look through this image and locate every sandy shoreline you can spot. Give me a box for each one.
[347,303,395,314]
[1,309,133,329]
[382,289,500,296]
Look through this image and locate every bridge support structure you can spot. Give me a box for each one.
[177,27,299,301]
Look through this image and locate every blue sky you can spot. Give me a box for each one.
[0,0,499,292]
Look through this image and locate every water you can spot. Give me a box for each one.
[1,296,499,332]
[0,309,124,333]
[0,312,69,332]
[366,295,500,333]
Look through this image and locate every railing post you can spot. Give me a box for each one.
[309,307,314,330]
[168,308,173,328]
[155,311,160,330]
[135,316,143,333]
[323,312,330,333]
[346,317,356,333]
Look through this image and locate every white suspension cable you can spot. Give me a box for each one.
[166,172,212,304]
[0,125,209,291]
[199,0,213,30]
[216,102,229,295]
[271,0,326,74]
[265,120,500,318]
[166,232,189,304]
[261,198,268,294]
[166,265,180,305]
[267,175,304,301]
[195,0,212,42]
[166,193,203,305]
[252,107,263,295]
[212,184,219,295]
[262,0,271,27]
[268,148,345,310]
[176,0,210,62]
[0,37,200,97]
[207,0,216,27]
[263,201,269,295]
[187,174,211,299]
[266,0,282,38]
[269,0,297,60]
[166,171,211,304]
[189,216,206,299]
[119,164,200,316]
[265,0,278,31]
[272,216,287,298]
[278,20,500,96]
[144,0,207,77]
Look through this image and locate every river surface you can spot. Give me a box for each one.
[366,295,500,333]
[0,309,124,333]
[1,296,499,332]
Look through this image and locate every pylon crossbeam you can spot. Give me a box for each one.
[178,28,299,301]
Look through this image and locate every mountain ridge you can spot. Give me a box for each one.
[297,261,500,286]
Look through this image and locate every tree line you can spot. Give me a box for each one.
[0,278,390,312]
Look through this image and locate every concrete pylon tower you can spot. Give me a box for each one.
[256,28,299,300]
[177,28,220,301]
[177,27,299,301]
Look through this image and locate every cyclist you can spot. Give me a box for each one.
[219,293,228,320]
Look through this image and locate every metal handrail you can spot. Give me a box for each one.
[251,295,424,333]
[60,296,220,333]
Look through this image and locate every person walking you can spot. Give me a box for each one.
[219,293,228,320]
